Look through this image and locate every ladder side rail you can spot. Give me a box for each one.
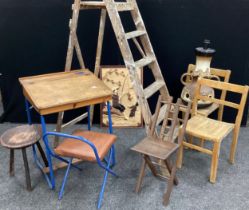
[104,0,152,128]
[55,0,86,147]
[128,65,152,129]
[90,9,107,125]
[127,0,170,99]
[104,0,134,62]
[94,9,107,77]
[65,0,82,71]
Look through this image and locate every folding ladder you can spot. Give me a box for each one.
[56,0,170,138]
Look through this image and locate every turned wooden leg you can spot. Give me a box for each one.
[177,143,184,169]
[36,141,48,167]
[229,129,239,164]
[9,149,15,177]
[144,155,157,177]
[135,157,146,193]
[163,164,176,206]
[210,142,220,183]
[165,159,178,185]
[22,148,32,191]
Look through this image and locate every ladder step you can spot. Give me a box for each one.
[79,1,134,11]
[125,30,146,39]
[80,1,106,9]
[116,2,134,11]
[144,81,165,99]
[135,56,155,68]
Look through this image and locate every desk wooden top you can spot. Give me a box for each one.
[19,69,112,115]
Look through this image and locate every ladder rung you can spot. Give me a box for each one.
[80,1,106,9]
[116,2,134,11]
[144,81,165,99]
[151,161,167,168]
[134,56,155,68]
[125,30,146,39]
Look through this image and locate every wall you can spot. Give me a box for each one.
[0,0,248,124]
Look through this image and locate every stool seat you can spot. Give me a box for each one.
[54,129,117,161]
[0,125,41,149]
[0,124,46,191]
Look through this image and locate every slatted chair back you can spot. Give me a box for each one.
[186,64,231,83]
[178,78,248,183]
[149,96,191,144]
[193,78,249,128]
[186,64,231,120]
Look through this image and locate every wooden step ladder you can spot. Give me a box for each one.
[56,0,170,139]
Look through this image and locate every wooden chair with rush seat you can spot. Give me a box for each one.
[131,96,191,206]
[177,78,249,183]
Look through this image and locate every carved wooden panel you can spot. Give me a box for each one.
[100,66,143,127]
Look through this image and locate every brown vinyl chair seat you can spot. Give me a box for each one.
[131,137,179,160]
[54,130,117,162]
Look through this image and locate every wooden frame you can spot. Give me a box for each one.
[186,64,232,147]
[131,96,191,206]
[100,66,143,128]
[57,0,171,137]
[177,78,249,183]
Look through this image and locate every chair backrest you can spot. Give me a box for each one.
[187,64,231,120]
[186,64,231,83]
[193,78,249,128]
[187,64,231,100]
[149,95,191,144]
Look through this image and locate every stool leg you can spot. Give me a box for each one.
[9,149,15,177]
[22,148,32,191]
[36,142,49,167]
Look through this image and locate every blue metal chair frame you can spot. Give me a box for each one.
[25,100,117,208]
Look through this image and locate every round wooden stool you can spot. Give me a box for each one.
[0,125,48,191]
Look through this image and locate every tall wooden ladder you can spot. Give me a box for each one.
[56,0,170,138]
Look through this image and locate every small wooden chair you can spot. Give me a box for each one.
[177,78,249,183]
[185,64,231,147]
[131,96,191,206]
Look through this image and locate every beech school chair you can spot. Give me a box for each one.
[177,78,249,183]
[185,64,231,147]
[131,96,191,206]
[41,110,117,209]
